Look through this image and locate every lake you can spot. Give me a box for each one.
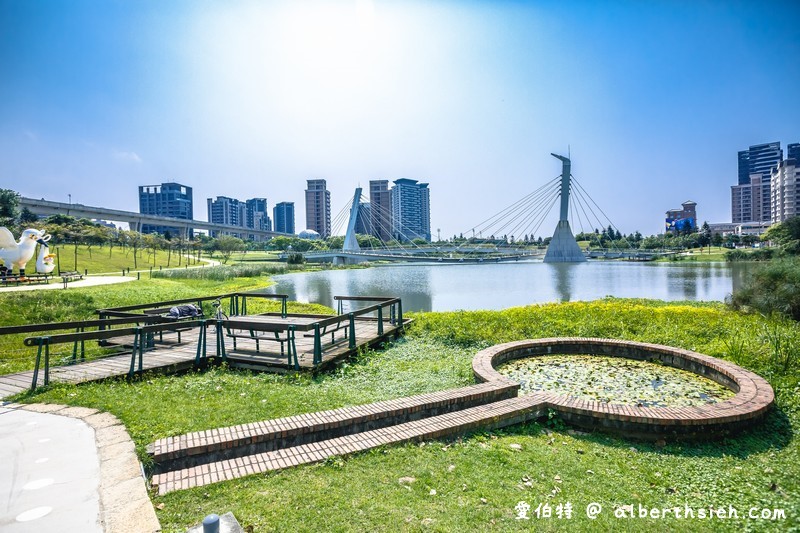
[264,261,755,312]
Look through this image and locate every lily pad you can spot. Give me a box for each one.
[497,355,734,407]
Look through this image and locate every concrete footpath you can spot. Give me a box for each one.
[0,402,161,532]
[0,276,136,293]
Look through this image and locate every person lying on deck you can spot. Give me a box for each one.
[168,304,202,318]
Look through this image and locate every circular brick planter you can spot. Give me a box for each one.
[472,338,775,440]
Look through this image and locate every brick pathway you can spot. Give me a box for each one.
[149,381,518,473]
[152,394,542,495]
[150,337,775,495]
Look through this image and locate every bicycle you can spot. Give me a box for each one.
[211,298,228,321]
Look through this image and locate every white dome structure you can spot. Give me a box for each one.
[298,229,321,240]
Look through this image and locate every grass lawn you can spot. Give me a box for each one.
[31,244,205,276]
[654,247,730,262]
[7,294,799,532]
[229,250,282,262]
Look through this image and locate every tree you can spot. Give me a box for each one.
[216,235,245,263]
[326,236,344,249]
[356,234,382,248]
[19,207,38,224]
[0,189,20,224]
[762,216,800,253]
[119,230,143,268]
[287,252,305,265]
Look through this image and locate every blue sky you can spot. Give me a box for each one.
[1,0,799,237]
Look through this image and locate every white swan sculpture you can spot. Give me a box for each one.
[35,238,56,274]
[0,227,51,278]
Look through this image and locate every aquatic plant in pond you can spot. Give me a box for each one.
[498,355,735,407]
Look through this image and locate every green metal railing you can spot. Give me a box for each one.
[19,294,404,390]
[24,320,207,390]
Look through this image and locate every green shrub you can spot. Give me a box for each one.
[725,248,776,261]
[151,263,287,281]
[728,257,800,320]
[286,252,305,265]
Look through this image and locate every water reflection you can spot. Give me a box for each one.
[549,263,577,302]
[267,261,743,312]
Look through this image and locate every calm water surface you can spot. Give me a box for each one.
[264,261,754,312]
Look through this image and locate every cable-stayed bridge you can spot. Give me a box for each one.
[294,154,664,264]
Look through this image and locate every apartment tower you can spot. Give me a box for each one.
[305,179,331,238]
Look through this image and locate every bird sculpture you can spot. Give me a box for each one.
[35,236,56,274]
[0,227,50,279]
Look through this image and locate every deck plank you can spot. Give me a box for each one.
[0,317,409,399]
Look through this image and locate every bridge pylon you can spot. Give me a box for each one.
[343,187,362,253]
[543,154,587,263]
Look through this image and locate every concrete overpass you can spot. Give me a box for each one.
[19,197,293,241]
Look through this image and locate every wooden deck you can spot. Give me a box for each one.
[0,318,409,399]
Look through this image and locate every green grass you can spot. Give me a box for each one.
[653,247,729,262]
[10,298,800,532]
[228,250,281,262]
[44,244,203,275]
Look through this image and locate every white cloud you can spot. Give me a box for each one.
[112,150,142,163]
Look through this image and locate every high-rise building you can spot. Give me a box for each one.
[369,180,392,242]
[788,143,800,162]
[208,196,272,238]
[138,182,193,236]
[738,142,783,185]
[391,178,431,242]
[207,196,246,228]
[771,157,800,223]
[734,142,782,223]
[732,175,769,224]
[732,142,800,224]
[273,202,295,234]
[246,198,271,232]
[305,179,331,238]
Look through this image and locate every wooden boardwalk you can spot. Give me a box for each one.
[0,318,408,400]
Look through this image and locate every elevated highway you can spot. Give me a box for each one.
[19,197,293,240]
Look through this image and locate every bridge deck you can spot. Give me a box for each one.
[0,318,408,400]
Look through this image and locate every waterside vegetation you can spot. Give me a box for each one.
[3,291,797,532]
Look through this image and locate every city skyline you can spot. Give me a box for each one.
[2,1,799,237]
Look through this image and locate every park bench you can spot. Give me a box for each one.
[60,271,83,288]
[1,274,51,286]
[224,322,291,355]
[301,315,349,344]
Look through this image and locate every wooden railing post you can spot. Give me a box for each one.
[377,306,384,336]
